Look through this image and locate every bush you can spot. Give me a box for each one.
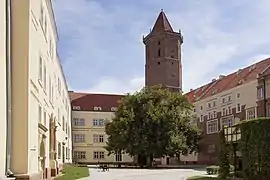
[206,165,219,174]
[234,170,243,178]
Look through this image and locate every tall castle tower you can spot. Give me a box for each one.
[143,10,183,92]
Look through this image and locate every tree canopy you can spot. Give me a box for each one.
[105,85,200,164]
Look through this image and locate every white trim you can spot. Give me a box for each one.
[206,119,219,134]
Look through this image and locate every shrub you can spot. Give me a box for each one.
[206,165,219,175]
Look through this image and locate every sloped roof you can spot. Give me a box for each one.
[69,92,124,112]
[151,10,174,33]
[185,58,270,103]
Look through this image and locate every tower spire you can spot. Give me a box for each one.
[151,10,174,33]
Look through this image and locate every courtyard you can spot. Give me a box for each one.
[79,168,207,180]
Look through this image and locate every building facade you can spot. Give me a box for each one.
[0,0,8,178]
[10,0,72,179]
[70,93,133,165]
[143,10,183,93]
[185,58,270,165]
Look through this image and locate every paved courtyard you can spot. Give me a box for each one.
[79,168,206,180]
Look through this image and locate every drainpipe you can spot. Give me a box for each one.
[5,0,13,176]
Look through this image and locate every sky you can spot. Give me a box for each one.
[53,0,270,94]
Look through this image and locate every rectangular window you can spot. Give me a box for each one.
[257,87,264,100]
[93,134,104,143]
[43,65,47,91]
[58,142,61,159]
[62,117,65,131]
[228,96,231,102]
[115,152,123,162]
[221,116,233,128]
[43,111,46,125]
[237,93,240,99]
[73,118,85,126]
[213,101,216,107]
[222,108,226,116]
[39,57,43,81]
[93,151,105,159]
[207,120,218,134]
[93,119,105,126]
[74,151,86,159]
[222,97,225,103]
[200,115,204,122]
[247,107,256,120]
[208,103,211,108]
[208,144,215,153]
[213,111,217,118]
[228,106,232,114]
[38,105,42,123]
[74,134,85,142]
[236,103,241,113]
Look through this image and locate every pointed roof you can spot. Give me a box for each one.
[152,9,174,33]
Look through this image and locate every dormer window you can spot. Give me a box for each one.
[73,106,81,110]
[111,107,117,112]
[93,106,102,111]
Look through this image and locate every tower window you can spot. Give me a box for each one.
[158,49,161,57]
[158,62,160,65]
[158,41,161,45]
[172,62,174,65]
[171,55,174,58]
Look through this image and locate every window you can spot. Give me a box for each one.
[66,147,68,159]
[93,119,105,126]
[94,106,102,111]
[73,118,85,126]
[237,93,240,99]
[93,134,104,143]
[222,108,226,116]
[62,116,65,131]
[228,106,232,114]
[246,108,256,120]
[236,103,241,113]
[228,96,231,102]
[222,98,225,103]
[111,107,117,111]
[58,142,61,159]
[40,4,44,25]
[43,65,47,90]
[257,87,264,100]
[39,57,42,81]
[207,120,218,134]
[158,49,161,57]
[213,101,216,107]
[208,112,211,120]
[74,151,86,159]
[93,151,105,159]
[74,134,85,142]
[208,103,211,108]
[200,106,203,110]
[38,105,42,123]
[115,152,122,162]
[200,115,204,122]
[213,111,217,118]
[43,111,46,125]
[44,18,47,37]
[221,116,233,127]
[158,41,160,45]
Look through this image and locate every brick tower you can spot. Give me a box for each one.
[143,10,183,93]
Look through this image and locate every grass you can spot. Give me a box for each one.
[55,164,89,180]
[187,176,223,180]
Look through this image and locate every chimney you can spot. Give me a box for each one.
[190,88,193,92]
[212,78,216,82]
[219,75,225,79]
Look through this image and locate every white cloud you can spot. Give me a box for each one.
[54,0,270,94]
[78,76,144,95]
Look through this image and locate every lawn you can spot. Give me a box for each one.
[55,164,89,180]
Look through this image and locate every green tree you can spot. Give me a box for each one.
[218,128,230,179]
[105,85,200,166]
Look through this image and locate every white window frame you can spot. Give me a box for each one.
[220,115,234,128]
[199,115,204,122]
[74,134,85,142]
[74,118,85,126]
[236,93,240,99]
[74,151,86,159]
[206,119,218,134]
[246,107,256,120]
[236,103,241,113]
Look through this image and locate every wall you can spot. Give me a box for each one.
[72,111,133,163]
[0,0,7,177]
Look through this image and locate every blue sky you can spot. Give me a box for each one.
[53,0,270,94]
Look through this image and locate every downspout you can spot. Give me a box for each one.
[5,0,13,176]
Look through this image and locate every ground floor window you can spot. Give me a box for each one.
[93,151,105,159]
[221,116,233,128]
[74,151,86,159]
[207,119,218,134]
[246,107,256,120]
[115,152,122,162]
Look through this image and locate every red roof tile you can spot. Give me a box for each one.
[185,58,270,103]
[69,92,124,112]
[152,10,174,33]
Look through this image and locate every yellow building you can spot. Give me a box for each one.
[69,92,133,165]
[9,0,72,179]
